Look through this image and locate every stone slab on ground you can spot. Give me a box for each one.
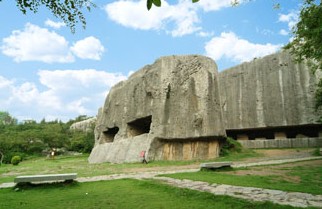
[14,173,77,183]
[200,162,232,169]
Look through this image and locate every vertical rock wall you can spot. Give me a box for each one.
[219,51,318,130]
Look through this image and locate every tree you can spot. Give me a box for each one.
[0,111,17,125]
[283,1,322,116]
[284,0,322,73]
[2,0,95,33]
[0,150,3,166]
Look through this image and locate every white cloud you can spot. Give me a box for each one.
[45,19,66,29]
[205,32,282,63]
[197,31,215,38]
[0,76,14,107]
[71,36,105,60]
[104,0,251,37]
[1,23,74,63]
[0,70,127,122]
[12,82,39,103]
[0,76,13,88]
[105,0,201,37]
[197,0,236,11]
[38,69,126,90]
[278,11,298,33]
[279,29,288,36]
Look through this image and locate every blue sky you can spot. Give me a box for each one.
[0,0,300,122]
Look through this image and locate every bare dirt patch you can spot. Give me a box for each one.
[224,159,322,183]
[241,148,315,163]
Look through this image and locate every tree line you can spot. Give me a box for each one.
[0,112,94,164]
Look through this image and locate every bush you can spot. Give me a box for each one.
[312,147,321,156]
[3,152,26,164]
[69,131,94,153]
[220,137,242,156]
[11,155,22,165]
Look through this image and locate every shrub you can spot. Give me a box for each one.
[312,147,321,156]
[11,155,21,165]
[3,152,26,164]
[220,137,242,156]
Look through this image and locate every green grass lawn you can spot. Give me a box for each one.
[0,149,260,184]
[0,179,311,209]
[0,154,192,183]
[161,159,322,195]
[0,150,320,209]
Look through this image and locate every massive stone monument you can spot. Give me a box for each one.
[89,51,322,163]
[89,55,225,163]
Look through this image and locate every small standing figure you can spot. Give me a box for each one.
[50,148,55,159]
[140,150,148,164]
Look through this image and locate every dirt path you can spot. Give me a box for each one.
[117,148,317,174]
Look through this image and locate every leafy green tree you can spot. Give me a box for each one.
[0,111,17,125]
[0,112,95,163]
[69,130,94,153]
[1,0,95,33]
[285,0,322,73]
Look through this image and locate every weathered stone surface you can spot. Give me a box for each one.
[238,138,322,149]
[70,117,96,132]
[89,55,225,164]
[89,51,322,164]
[154,176,322,208]
[200,161,232,169]
[219,51,319,129]
[14,173,77,183]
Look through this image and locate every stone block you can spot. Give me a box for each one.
[291,138,309,148]
[200,162,232,169]
[14,173,77,183]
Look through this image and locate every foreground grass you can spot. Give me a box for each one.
[162,159,322,195]
[0,149,260,184]
[0,179,310,209]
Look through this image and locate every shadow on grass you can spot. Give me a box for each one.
[14,180,78,191]
[200,166,235,172]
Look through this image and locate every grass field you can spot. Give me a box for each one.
[0,149,260,184]
[162,159,322,195]
[0,149,320,209]
[0,179,311,209]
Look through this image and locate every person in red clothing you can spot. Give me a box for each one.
[140,150,148,164]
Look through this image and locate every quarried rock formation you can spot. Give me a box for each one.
[220,51,321,141]
[70,117,96,132]
[219,52,317,129]
[89,55,225,163]
[89,51,322,164]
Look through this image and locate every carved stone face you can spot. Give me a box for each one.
[90,55,225,163]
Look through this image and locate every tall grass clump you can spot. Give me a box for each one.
[220,137,243,156]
